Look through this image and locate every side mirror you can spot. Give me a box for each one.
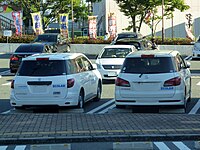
[92,64,97,70]
[185,61,191,68]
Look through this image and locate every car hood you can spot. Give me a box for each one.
[96,58,125,65]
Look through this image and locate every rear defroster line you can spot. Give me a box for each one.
[86,99,115,114]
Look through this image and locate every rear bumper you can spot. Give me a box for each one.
[10,92,79,107]
[115,91,185,106]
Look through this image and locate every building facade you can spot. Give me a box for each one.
[93,0,200,39]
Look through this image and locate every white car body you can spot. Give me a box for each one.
[115,50,191,109]
[192,42,200,59]
[10,53,102,108]
[96,45,137,80]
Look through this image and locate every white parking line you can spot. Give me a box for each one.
[172,142,191,150]
[98,104,115,114]
[2,82,11,86]
[197,81,200,86]
[86,99,115,114]
[1,110,11,114]
[14,145,26,150]
[0,146,8,150]
[188,99,200,114]
[0,70,10,75]
[154,142,170,150]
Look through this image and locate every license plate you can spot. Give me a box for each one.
[107,71,117,77]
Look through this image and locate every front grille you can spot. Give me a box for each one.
[102,65,121,70]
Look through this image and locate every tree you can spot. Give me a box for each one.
[114,0,189,34]
[6,0,89,29]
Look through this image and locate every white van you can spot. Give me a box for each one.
[10,53,102,109]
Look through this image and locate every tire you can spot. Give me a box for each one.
[78,91,84,108]
[93,82,101,101]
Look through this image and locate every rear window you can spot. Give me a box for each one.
[17,60,66,76]
[121,57,176,74]
[101,48,132,58]
[34,35,57,42]
[114,41,141,50]
[15,45,44,53]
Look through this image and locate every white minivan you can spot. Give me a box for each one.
[115,50,191,111]
[10,53,102,109]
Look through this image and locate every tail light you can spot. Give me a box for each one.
[11,80,15,89]
[67,78,75,88]
[115,77,130,87]
[10,55,19,61]
[164,77,181,86]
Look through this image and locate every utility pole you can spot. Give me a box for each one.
[162,0,165,43]
[71,0,74,42]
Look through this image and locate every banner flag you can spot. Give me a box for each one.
[31,12,44,35]
[59,13,69,39]
[185,13,195,41]
[108,13,117,39]
[88,16,97,39]
[12,11,22,36]
[144,10,152,25]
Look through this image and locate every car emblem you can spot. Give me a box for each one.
[111,66,114,69]
[38,78,41,81]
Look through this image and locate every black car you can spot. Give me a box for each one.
[33,33,70,52]
[9,43,51,73]
[111,32,157,50]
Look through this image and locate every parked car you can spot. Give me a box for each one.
[10,53,102,109]
[112,32,145,42]
[33,33,70,52]
[9,43,52,73]
[115,50,191,111]
[95,45,137,80]
[192,37,200,59]
[111,32,158,50]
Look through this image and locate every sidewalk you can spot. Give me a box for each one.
[0,113,200,145]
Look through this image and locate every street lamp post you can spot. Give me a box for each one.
[162,0,165,43]
[71,0,74,42]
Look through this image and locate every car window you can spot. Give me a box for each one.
[114,41,141,50]
[82,57,93,71]
[66,59,79,74]
[34,35,57,42]
[76,57,86,72]
[175,55,186,71]
[101,48,132,58]
[15,45,44,53]
[121,57,175,74]
[17,60,66,76]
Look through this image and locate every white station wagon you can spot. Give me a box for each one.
[10,53,102,109]
[115,50,191,111]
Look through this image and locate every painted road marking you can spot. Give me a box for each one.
[154,142,170,150]
[86,99,115,114]
[14,145,26,150]
[172,142,191,150]
[98,104,115,114]
[188,99,200,114]
[197,81,200,86]
[2,82,11,86]
[0,146,8,150]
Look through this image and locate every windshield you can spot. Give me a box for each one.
[121,57,176,74]
[101,48,132,58]
[17,60,66,76]
[15,45,44,53]
[34,35,57,42]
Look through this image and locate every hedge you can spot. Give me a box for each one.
[0,35,194,45]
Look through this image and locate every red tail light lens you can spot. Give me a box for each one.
[164,77,181,86]
[11,80,14,89]
[10,55,19,61]
[36,58,49,61]
[141,54,154,58]
[115,77,130,87]
[67,78,75,88]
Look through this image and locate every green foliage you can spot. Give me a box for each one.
[0,35,193,45]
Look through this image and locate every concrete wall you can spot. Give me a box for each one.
[0,43,193,56]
